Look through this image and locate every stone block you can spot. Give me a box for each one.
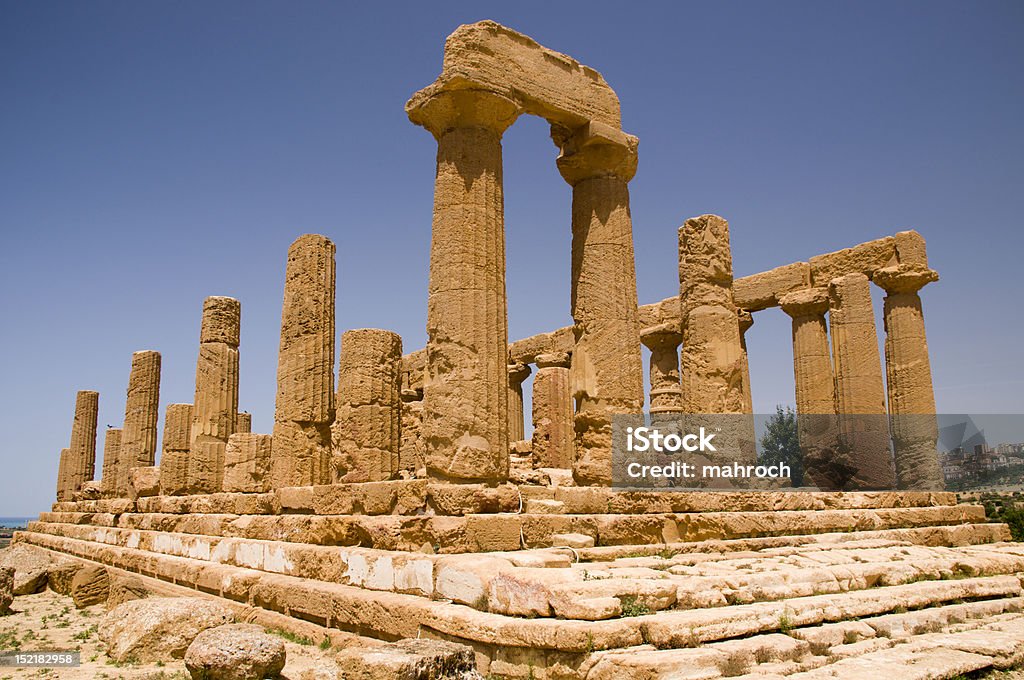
[733,262,811,311]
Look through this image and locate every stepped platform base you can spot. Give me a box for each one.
[17,489,1024,678]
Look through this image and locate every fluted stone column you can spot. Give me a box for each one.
[186,296,240,493]
[223,433,273,493]
[400,388,425,477]
[159,403,193,496]
[118,350,161,497]
[507,362,532,443]
[531,352,574,470]
[555,123,644,485]
[332,329,403,483]
[68,390,99,492]
[737,312,754,415]
[874,264,943,490]
[828,272,894,489]
[270,234,336,488]
[236,412,252,434]
[100,428,121,497]
[640,323,683,414]
[408,89,520,483]
[780,288,842,488]
[56,448,70,501]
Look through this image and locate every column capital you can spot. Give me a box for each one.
[640,322,682,351]
[407,88,520,140]
[507,361,532,385]
[535,352,571,369]
[554,121,638,186]
[779,287,829,318]
[873,264,939,295]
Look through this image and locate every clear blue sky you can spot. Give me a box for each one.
[2,1,1022,515]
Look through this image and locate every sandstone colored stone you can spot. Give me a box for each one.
[894,229,929,268]
[100,427,121,497]
[107,574,152,609]
[236,412,252,434]
[184,623,286,680]
[732,261,811,311]
[333,638,476,680]
[46,559,83,595]
[56,447,71,501]
[399,391,425,476]
[199,295,242,346]
[531,362,574,470]
[100,596,234,663]
[71,564,110,607]
[0,567,12,614]
[118,350,161,496]
[271,421,331,491]
[640,323,683,414]
[0,544,52,594]
[160,403,193,496]
[507,361,531,443]
[68,390,99,493]
[223,433,273,493]
[332,329,403,483]
[810,235,897,286]
[129,465,161,500]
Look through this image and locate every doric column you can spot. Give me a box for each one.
[531,352,574,470]
[188,296,240,493]
[828,273,894,489]
[68,390,99,492]
[640,323,683,414]
[408,88,520,483]
[223,433,273,493]
[118,350,161,497]
[507,362,532,442]
[400,388,425,477]
[555,122,644,485]
[780,288,841,488]
[332,328,403,483]
[874,264,943,490]
[160,403,193,496]
[100,428,121,497]
[270,234,336,488]
[236,412,252,434]
[737,311,754,415]
[56,448,70,501]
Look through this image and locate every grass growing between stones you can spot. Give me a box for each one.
[619,596,651,617]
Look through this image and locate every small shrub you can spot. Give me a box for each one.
[619,596,651,618]
[717,654,750,677]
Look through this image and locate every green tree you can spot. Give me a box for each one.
[759,406,803,486]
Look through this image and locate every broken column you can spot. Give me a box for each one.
[100,428,121,497]
[187,296,241,494]
[407,88,519,483]
[159,404,193,496]
[507,362,531,443]
[269,234,336,489]
[531,352,574,470]
[332,329,402,483]
[828,272,894,489]
[556,123,645,485]
[68,390,99,492]
[236,412,252,434]
[56,448,70,501]
[400,389,425,477]
[223,433,273,493]
[640,323,683,414]
[117,350,161,497]
[874,264,943,490]
[780,288,843,488]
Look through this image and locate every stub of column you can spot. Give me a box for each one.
[270,234,336,488]
[409,88,520,484]
[780,288,842,488]
[56,448,70,501]
[531,352,574,470]
[100,428,122,497]
[159,403,193,496]
[223,433,273,493]
[400,389,425,477]
[68,390,99,492]
[874,264,943,490]
[640,323,683,414]
[188,296,241,494]
[828,272,894,489]
[118,350,161,497]
[507,362,532,443]
[236,412,252,434]
[332,329,403,483]
[555,123,644,486]
[737,312,755,415]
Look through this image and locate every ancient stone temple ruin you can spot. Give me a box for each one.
[20,20,1024,679]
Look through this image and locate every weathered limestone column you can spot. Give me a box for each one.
[400,389,425,477]
[117,350,161,497]
[236,412,252,434]
[332,329,402,483]
[531,352,574,470]
[555,123,644,485]
[188,296,241,494]
[408,89,520,483]
[507,362,531,443]
[68,390,99,492]
[100,428,121,497]
[874,264,943,489]
[159,404,193,496]
[780,288,842,488]
[223,433,273,493]
[737,312,754,415]
[640,323,683,414]
[56,448,70,501]
[828,273,894,489]
[270,234,336,488]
